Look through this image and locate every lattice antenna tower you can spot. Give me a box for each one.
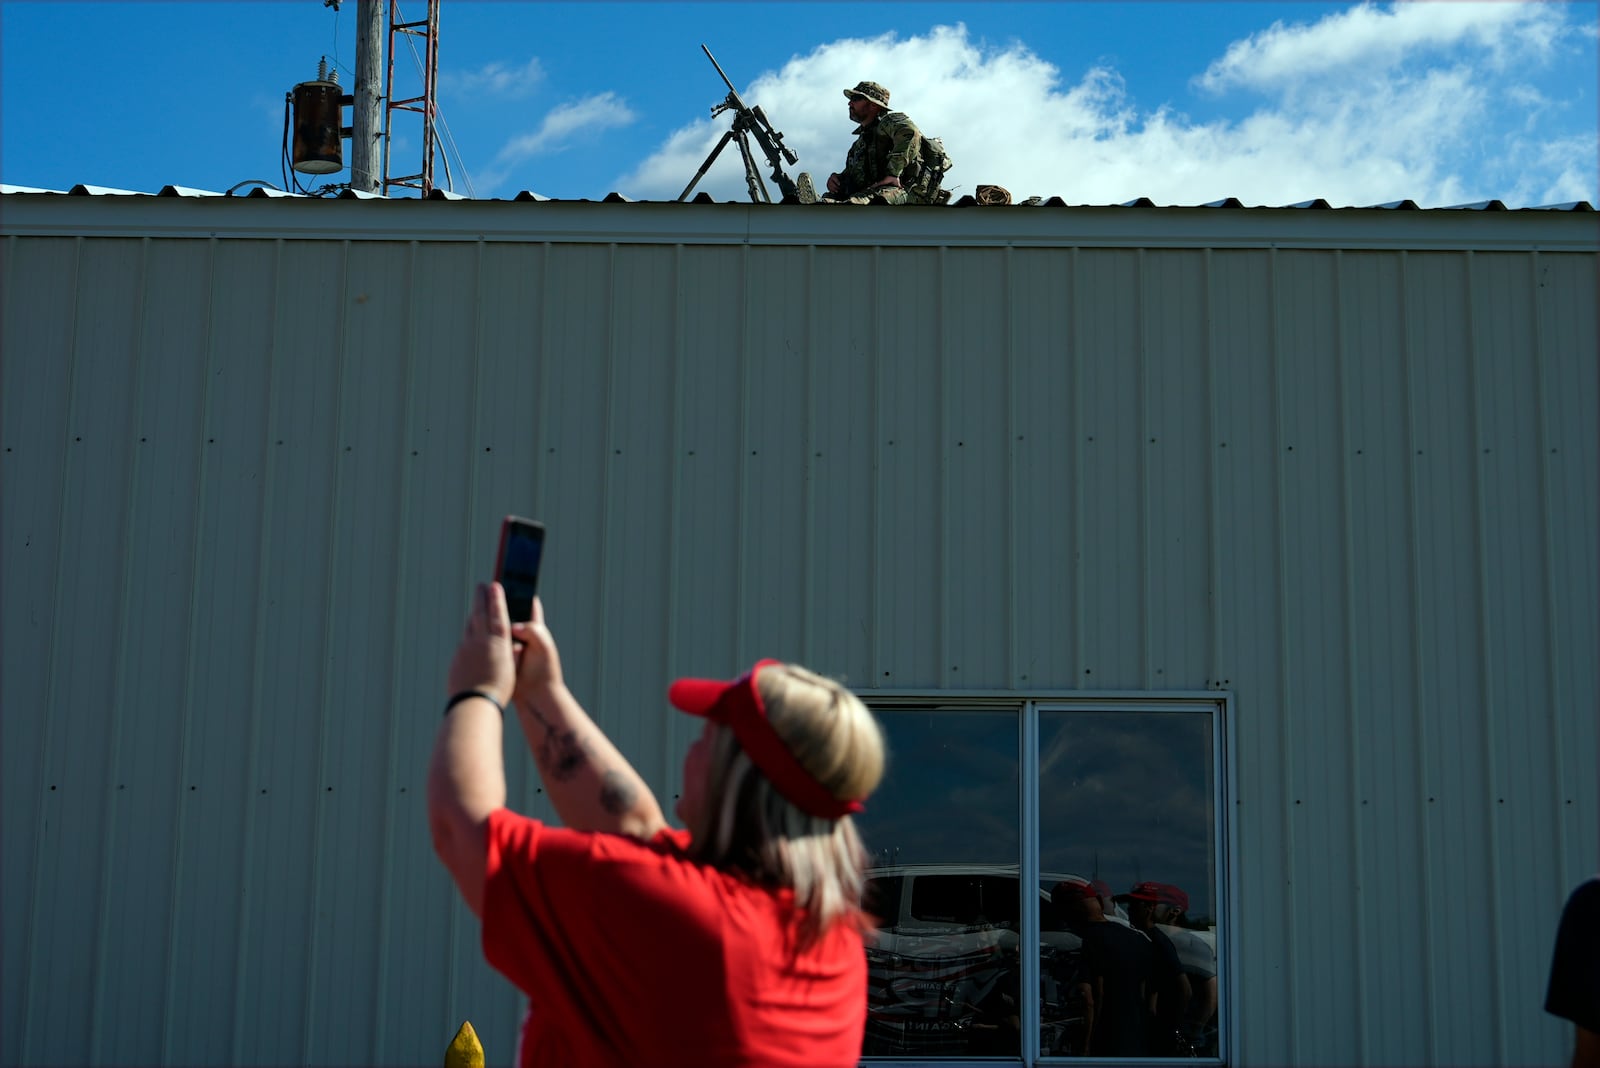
[381,0,441,196]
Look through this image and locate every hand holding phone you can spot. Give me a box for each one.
[494,516,545,623]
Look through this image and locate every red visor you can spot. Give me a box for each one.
[669,659,866,820]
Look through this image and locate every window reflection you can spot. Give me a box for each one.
[856,710,1022,1057]
[854,704,1223,1061]
[1039,709,1219,1058]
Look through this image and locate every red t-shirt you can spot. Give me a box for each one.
[482,807,867,1068]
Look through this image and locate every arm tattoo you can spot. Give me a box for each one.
[523,703,590,781]
[599,769,638,815]
[538,729,588,781]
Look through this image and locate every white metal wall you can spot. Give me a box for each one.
[2,199,1596,1067]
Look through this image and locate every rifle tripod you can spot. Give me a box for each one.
[678,105,785,203]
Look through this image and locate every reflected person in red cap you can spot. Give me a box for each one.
[1124,881,1194,1055]
[428,584,886,1068]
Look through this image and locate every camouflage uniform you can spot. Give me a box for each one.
[831,110,935,205]
[809,80,938,206]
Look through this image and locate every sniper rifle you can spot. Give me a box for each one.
[678,45,801,203]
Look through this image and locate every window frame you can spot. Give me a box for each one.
[861,689,1236,1066]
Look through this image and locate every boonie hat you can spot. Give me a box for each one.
[670,659,866,820]
[843,80,892,109]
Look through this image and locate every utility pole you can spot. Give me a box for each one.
[349,0,383,192]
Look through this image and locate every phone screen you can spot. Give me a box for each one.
[496,517,544,623]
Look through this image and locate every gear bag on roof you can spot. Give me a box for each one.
[918,134,954,204]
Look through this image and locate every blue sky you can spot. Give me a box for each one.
[3,1,1595,207]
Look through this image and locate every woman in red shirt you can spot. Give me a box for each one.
[427,583,885,1067]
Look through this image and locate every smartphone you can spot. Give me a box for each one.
[494,516,545,623]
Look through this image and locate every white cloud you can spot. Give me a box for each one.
[1492,133,1600,206]
[441,57,545,97]
[1196,1,1565,94]
[616,11,1595,208]
[496,93,636,162]
[475,93,638,193]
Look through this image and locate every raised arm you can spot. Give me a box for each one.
[508,597,667,839]
[427,582,514,918]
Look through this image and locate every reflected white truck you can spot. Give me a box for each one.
[862,865,1082,1056]
[863,865,1218,1056]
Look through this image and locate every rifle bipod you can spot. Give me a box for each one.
[679,111,777,203]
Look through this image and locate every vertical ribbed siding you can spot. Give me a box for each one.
[1538,252,1600,873]
[1340,250,1432,1065]
[230,238,287,1065]
[1009,245,1078,689]
[1278,248,1362,1066]
[1,233,77,1068]
[45,238,152,1068]
[1,230,1596,1068]
[1209,247,1296,1063]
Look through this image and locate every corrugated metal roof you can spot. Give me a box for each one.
[1,182,1592,211]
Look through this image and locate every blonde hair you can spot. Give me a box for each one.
[685,663,886,946]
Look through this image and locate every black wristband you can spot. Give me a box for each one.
[444,689,506,717]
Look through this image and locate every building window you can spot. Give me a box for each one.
[858,697,1230,1062]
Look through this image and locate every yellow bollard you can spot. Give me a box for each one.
[444,1020,485,1068]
